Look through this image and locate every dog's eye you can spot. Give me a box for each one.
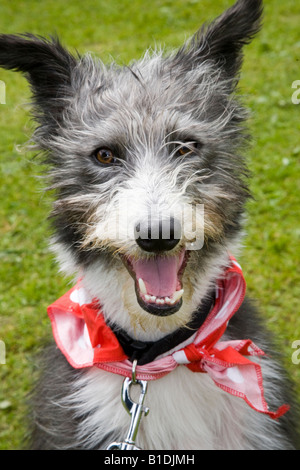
[177,142,201,157]
[178,146,191,156]
[94,148,116,165]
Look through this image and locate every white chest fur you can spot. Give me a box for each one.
[68,365,252,450]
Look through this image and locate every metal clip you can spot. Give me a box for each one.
[107,361,149,450]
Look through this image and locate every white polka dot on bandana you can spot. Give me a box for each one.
[70,288,93,306]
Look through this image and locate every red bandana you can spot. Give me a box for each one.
[48,256,289,420]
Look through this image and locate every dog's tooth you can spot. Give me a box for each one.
[171,289,184,303]
[165,297,171,304]
[156,298,164,305]
[144,294,151,302]
[138,278,147,295]
[150,296,156,303]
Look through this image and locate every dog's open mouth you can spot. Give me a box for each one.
[122,250,189,316]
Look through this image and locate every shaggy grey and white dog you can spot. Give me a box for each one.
[0,0,299,450]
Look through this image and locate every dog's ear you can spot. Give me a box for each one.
[176,0,263,81]
[0,33,77,126]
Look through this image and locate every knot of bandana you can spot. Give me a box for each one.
[47,256,289,420]
[182,340,289,419]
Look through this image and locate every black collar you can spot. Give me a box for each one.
[108,291,215,366]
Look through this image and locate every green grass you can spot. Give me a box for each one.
[0,0,299,449]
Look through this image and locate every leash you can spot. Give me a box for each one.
[107,360,149,450]
[105,294,215,450]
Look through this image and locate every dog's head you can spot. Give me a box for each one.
[0,0,263,338]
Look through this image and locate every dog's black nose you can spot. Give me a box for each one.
[135,217,181,253]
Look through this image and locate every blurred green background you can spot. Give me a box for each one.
[0,0,299,449]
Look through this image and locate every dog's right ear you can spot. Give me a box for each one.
[0,33,77,127]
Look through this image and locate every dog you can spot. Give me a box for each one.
[0,0,299,450]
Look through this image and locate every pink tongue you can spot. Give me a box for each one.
[131,253,184,298]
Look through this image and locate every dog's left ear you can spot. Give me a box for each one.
[0,33,77,127]
[176,0,263,82]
